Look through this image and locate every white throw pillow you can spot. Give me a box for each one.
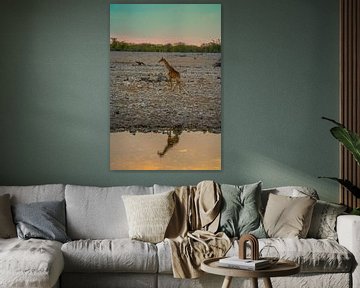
[122,191,175,243]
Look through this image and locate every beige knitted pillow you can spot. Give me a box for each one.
[263,193,316,238]
[122,191,175,243]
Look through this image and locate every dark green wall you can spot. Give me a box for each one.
[0,0,340,202]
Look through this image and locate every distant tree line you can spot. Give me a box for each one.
[110,38,221,53]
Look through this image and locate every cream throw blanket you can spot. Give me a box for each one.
[165,181,231,278]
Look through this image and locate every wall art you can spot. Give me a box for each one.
[110,4,221,170]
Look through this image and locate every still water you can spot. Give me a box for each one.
[110,131,221,170]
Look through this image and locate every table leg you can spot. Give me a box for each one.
[221,276,233,288]
[263,277,273,288]
[251,278,258,288]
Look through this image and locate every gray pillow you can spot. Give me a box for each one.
[307,200,347,240]
[12,200,70,243]
[218,182,266,238]
[0,194,16,238]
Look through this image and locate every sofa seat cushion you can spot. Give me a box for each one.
[157,238,353,274]
[260,238,353,272]
[61,239,158,273]
[0,238,64,288]
[232,238,353,273]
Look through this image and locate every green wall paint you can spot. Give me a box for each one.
[0,0,339,202]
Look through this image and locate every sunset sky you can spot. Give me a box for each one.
[110,4,221,46]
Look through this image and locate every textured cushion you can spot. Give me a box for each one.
[122,191,175,243]
[158,237,353,274]
[61,239,158,273]
[0,184,65,204]
[236,238,352,273]
[0,194,16,238]
[307,200,347,240]
[12,200,70,243]
[0,238,64,288]
[263,193,316,238]
[218,182,266,238]
[65,185,153,239]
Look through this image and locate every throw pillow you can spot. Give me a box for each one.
[12,200,70,243]
[263,193,316,238]
[307,200,347,240]
[0,194,17,238]
[218,182,266,238]
[122,191,175,243]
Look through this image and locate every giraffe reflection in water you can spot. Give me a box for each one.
[157,128,183,157]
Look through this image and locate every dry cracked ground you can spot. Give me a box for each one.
[110,51,221,134]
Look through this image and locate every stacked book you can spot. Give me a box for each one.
[218,257,271,270]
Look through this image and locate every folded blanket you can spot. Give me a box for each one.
[165,180,231,278]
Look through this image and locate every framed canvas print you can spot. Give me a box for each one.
[110,4,222,170]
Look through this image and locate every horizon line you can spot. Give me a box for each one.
[109,38,221,47]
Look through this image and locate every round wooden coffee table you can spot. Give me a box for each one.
[201,257,300,288]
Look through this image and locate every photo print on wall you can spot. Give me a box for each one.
[110,4,222,170]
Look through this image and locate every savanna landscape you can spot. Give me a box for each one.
[110,51,221,134]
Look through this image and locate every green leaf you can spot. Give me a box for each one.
[322,117,360,165]
[318,177,360,198]
[330,127,360,165]
[351,208,360,215]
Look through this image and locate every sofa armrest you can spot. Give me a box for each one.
[337,215,360,288]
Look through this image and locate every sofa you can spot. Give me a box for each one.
[0,183,359,288]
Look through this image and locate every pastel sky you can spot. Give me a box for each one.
[110,4,221,46]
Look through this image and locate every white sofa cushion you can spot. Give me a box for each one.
[234,238,353,273]
[261,186,319,213]
[61,239,158,273]
[0,184,65,204]
[262,238,353,272]
[157,237,353,274]
[65,185,153,239]
[156,240,173,274]
[0,238,63,288]
[153,184,176,194]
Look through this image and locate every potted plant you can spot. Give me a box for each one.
[320,117,360,215]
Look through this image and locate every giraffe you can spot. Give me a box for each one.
[158,57,181,91]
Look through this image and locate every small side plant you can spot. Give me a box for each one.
[320,117,360,214]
